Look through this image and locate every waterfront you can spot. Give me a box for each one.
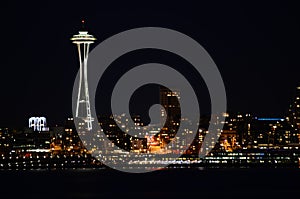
[0,168,299,198]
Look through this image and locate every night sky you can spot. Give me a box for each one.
[0,1,300,127]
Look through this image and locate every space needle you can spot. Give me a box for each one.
[71,20,96,131]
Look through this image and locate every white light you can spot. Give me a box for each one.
[28,117,48,131]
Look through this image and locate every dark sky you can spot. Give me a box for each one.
[0,1,300,127]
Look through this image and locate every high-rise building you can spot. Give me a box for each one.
[286,85,300,143]
[159,86,181,142]
[63,117,85,154]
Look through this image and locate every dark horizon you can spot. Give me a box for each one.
[0,1,300,127]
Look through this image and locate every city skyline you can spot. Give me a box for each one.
[0,3,300,198]
[0,1,300,127]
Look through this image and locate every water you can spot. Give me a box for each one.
[0,168,299,198]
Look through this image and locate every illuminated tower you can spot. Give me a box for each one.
[71,20,96,130]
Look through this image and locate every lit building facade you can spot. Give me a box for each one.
[12,117,50,155]
[159,86,181,143]
[286,85,300,143]
[0,128,12,155]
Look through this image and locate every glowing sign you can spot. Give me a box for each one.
[257,118,284,121]
[29,117,48,131]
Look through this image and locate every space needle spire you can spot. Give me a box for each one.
[71,20,96,131]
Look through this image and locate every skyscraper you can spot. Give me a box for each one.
[286,85,300,143]
[159,86,181,144]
